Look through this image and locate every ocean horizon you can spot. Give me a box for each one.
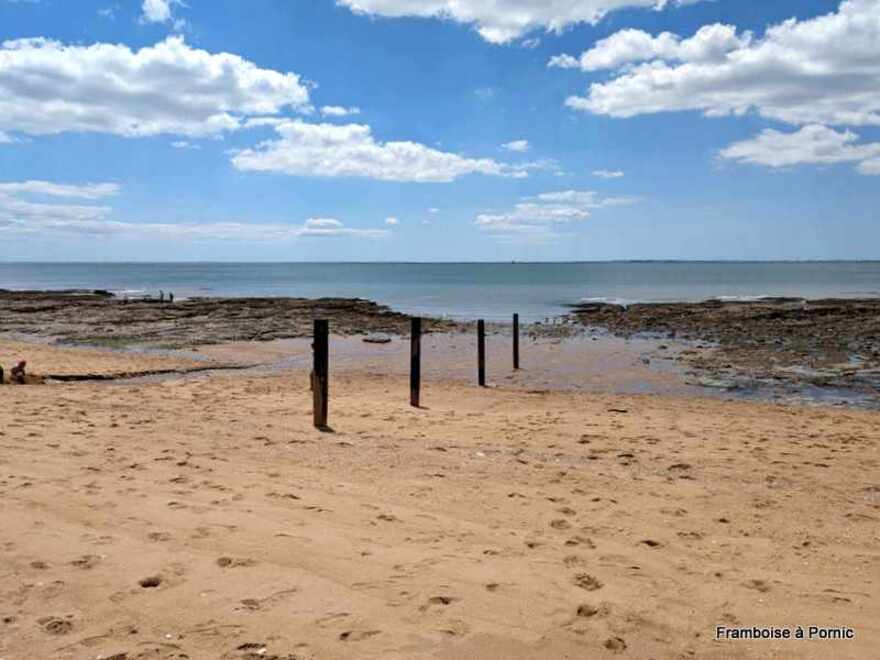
[3,261,879,322]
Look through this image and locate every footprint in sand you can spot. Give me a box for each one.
[339,630,381,642]
[70,554,101,569]
[217,557,257,568]
[571,537,597,549]
[315,612,350,627]
[576,604,600,618]
[573,574,603,591]
[39,616,73,635]
[604,636,627,653]
[138,575,162,588]
[239,598,261,611]
[419,596,457,611]
[743,579,771,593]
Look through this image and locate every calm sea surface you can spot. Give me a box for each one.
[2,262,879,322]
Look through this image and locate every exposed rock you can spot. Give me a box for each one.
[569,298,880,399]
[0,291,460,348]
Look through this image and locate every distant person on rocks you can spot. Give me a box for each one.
[169,292,174,303]
[159,290,165,302]
[10,360,26,384]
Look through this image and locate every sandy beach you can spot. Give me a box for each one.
[2,335,878,659]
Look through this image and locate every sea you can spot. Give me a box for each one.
[2,261,879,322]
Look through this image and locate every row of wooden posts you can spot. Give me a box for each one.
[312,314,520,429]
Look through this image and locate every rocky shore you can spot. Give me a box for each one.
[570,297,880,400]
[0,290,460,348]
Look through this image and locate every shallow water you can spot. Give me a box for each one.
[3,261,879,322]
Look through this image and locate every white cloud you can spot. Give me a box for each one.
[0,37,310,139]
[0,182,388,239]
[534,190,637,206]
[475,189,637,239]
[502,139,530,153]
[719,124,880,175]
[337,0,702,44]
[141,0,178,23]
[385,216,399,225]
[232,119,544,183]
[427,207,440,214]
[551,24,749,72]
[0,180,120,199]
[171,140,200,149]
[0,195,113,226]
[593,169,625,178]
[320,105,361,117]
[299,217,387,237]
[559,0,880,128]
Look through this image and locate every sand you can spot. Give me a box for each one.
[1,340,878,659]
[0,340,227,380]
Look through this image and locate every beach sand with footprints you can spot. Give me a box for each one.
[1,339,879,659]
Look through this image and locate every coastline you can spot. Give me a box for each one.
[1,290,878,408]
[569,298,880,406]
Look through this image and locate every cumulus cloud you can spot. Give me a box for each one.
[141,0,180,24]
[232,119,546,182]
[320,105,361,117]
[550,24,749,71]
[0,36,310,139]
[337,0,701,44]
[719,124,880,175]
[593,169,624,178]
[0,182,388,239]
[475,189,637,239]
[558,0,880,128]
[385,217,399,225]
[502,139,530,153]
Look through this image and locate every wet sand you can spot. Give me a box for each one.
[3,291,878,406]
[196,330,703,397]
[571,298,880,403]
[1,340,878,659]
[0,339,234,382]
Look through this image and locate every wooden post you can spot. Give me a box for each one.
[0,365,4,385]
[513,313,520,370]
[312,319,329,429]
[410,317,421,407]
[477,319,486,387]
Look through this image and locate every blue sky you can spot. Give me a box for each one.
[0,0,878,261]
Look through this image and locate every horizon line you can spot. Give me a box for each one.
[3,259,880,265]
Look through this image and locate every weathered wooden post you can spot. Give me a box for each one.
[0,365,4,385]
[513,313,520,370]
[410,317,421,407]
[477,319,486,387]
[313,319,329,429]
